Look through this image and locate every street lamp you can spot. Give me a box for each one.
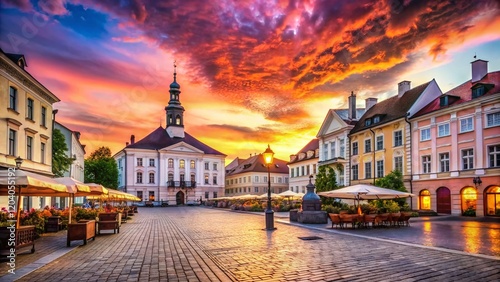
[15,156,23,169]
[263,144,275,230]
[473,176,482,187]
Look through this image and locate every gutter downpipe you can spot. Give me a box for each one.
[157,149,160,206]
[347,135,351,186]
[405,113,413,208]
[369,128,375,185]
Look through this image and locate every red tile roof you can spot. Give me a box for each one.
[126,126,226,156]
[287,139,318,165]
[414,71,500,117]
[225,154,289,176]
[350,80,432,134]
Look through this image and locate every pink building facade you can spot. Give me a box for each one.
[410,60,500,217]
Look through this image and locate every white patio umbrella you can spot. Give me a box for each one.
[278,190,299,197]
[317,184,415,200]
[257,193,283,199]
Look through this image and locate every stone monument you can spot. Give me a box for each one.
[297,176,328,224]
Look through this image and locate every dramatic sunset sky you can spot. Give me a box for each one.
[1,0,499,163]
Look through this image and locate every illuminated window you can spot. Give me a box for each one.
[168,158,174,168]
[190,160,195,169]
[461,187,477,215]
[420,190,431,210]
[179,159,185,168]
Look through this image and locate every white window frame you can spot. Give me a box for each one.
[364,138,371,153]
[439,152,450,172]
[461,148,474,170]
[376,135,384,151]
[364,162,372,179]
[486,112,500,127]
[420,128,431,141]
[488,145,500,168]
[459,117,474,133]
[394,156,403,173]
[437,123,450,137]
[422,155,431,173]
[394,130,403,147]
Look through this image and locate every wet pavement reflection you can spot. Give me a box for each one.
[328,216,500,257]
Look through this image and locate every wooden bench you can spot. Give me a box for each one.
[328,213,341,228]
[0,225,36,254]
[67,220,96,247]
[97,213,119,234]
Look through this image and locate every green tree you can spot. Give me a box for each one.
[315,165,338,206]
[84,146,118,189]
[374,169,407,206]
[52,128,73,177]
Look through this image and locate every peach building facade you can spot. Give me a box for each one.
[410,60,500,217]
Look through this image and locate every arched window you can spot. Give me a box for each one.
[461,187,477,215]
[168,158,174,168]
[419,190,431,210]
[190,173,195,183]
[175,115,181,125]
[179,159,185,168]
[168,114,173,125]
[168,173,174,182]
[149,172,155,184]
[190,160,195,169]
[485,186,500,216]
[136,172,143,184]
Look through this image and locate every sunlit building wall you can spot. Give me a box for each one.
[288,139,319,193]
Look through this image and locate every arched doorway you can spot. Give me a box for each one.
[176,191,185,205]
[436,187,451,214]
[419,190,431,210]
[461,187,477,216]
[485,186,500,216]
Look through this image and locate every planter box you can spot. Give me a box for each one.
[67,220,96,247]
[97,213,119,234]
[46,216,62,232]
[0,225,36,254]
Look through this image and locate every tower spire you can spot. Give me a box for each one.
[173,60,177,82]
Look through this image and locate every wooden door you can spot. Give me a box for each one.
[436,187,451,214]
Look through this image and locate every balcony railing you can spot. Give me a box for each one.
[167,181,196,188]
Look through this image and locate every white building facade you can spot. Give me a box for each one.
[288,139,319,193]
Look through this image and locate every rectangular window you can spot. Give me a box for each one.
[26,136,33,160]
[301,166,304,176]
[376,135,383,150]
[312,164,316,174]
[394,131,402,147]
[486,112,500,127]
[8,129,16,156]
[376,160,384,178]
[149,158,155,167]
[438,123,450,137]
[180,160,185,168]
[422,155,431,173]
[352,164,358,180]
[365,139,371,153]
[394,156,403,173]
[213,192,218,199]
[460,117,473,133]
[204,162,209,170]
[204,174,209,184]
[352,142,358,155]
[9,87,17,111]
[263,176,268,183]
[149,191,155,201]
[41,143,46,164]
[190,160,195,169]
[205,191,209,199]
[41,106,47,127]
[439,153,450,172]
[27,98,34,120]
[291,169,294,178]
[254,187,259,193]
[339,138,345,158]
[295,167,299,177]
[330,141,336,158]
[254,176,258,182]
[323,143,328,160]
[213,163,218,171]
[365,162,372,179]
[149,173,155,184]
[421,128,431,141]
[488,145,500,168]
[306,165,310,176]
[462,149,474,170]
[137,191,143,201]
[137,172,143,183]
[137,158,143,166]
[213,175,217,185]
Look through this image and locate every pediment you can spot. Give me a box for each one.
[317,110,348,137]
[160,142,204,154]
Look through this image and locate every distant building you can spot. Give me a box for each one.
[317,92,366,187]
[410,59,500,216]
[114,69,226,205]
[349,79,443,203]
[288,139,319,193]
[0,48,60,209]
[225,154,289,196]
[54,121,85,182]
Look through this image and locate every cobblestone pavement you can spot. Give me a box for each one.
[2,207,500,282]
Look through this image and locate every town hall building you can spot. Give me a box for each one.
[114,69,226,205]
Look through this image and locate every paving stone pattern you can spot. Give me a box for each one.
[6,207,500,281]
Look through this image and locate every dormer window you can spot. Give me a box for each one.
[373,116,380,123]
[365,119,372,126]
[472,86,485,98]
[440,96,449,107]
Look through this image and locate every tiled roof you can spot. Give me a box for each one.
[350,81,432,134]
[287,139,318,165]
[334,109,366,123]
[126,126,226,156]
[225,154,289,176]
[414,71,500,117]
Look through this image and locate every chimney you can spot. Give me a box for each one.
[126,142,129,146]
[365,98,378,111]
[398,81,411,97]
[348,91,356,120]
[130,135,135,144]
[75,132,81,140]
[471,59,488,83]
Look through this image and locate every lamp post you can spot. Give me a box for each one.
[263,145,275,230]
[473,176,482,188]
[15,156,23,169]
